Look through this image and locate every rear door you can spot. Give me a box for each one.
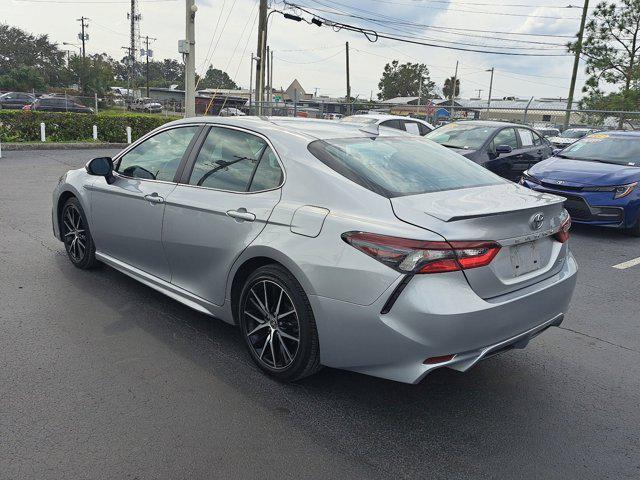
[162,125,283,306]
[516,127,541,170]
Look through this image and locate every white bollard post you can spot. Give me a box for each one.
[40,122,46,142]
[126,126,132,144]
[93,125,98,140]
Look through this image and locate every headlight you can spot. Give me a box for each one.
[613,182,637,199]
[583,182,637,199]
[521,170,541,185]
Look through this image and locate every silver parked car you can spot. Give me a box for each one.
[52,117,577,384]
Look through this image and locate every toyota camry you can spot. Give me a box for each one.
[52,117,577,384]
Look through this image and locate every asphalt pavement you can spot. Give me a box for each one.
[1,149,639,479]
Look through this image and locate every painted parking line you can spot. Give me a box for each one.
[612,256,640,270]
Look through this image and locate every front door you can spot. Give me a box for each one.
[162,126,284,306]
[485,127,526,181]
[89,125,200,280]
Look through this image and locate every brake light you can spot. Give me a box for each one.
[341,232,501,274]
[554,215,571,243]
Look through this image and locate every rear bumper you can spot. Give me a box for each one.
[310,252,577,384]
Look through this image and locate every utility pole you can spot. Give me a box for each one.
[450,60,458,119]
[127,0,141,98]
[77,17,89,92]
[121,46,133,99]
[185,0,197,116]
[486,67,494,112]
[345,41,351,115]
[476,89,483,99]
[255,0,268,115]
[564,0,590,129]
[269,48,273,106]
[266,45,270,111]
[141,35,156,97]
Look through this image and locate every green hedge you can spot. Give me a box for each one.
[0,110,180,143]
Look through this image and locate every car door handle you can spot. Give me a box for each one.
[227,209,256,222]
[144,193,164,204]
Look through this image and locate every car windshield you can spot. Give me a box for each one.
[558,134,640,165]
[307,136,505,198]
[560,129,589,138]
[425,122,496,150]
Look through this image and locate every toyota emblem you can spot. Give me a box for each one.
[530,212,544,230]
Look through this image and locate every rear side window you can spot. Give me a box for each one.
[307,136,504,198]
[380,119,403,130]
[404,121,421,135]
[518,128,534,147]
[249,147,283,191]
[187,127,282,192]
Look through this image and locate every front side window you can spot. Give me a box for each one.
[492,128,519,150]
[117,126,198,181]
[308,136,504,198]
[188,127,280,192]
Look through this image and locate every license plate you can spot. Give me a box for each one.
[509,241,542,277]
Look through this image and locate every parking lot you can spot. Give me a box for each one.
[1,148,639,479]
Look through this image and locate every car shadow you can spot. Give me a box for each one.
[54,254,582,478]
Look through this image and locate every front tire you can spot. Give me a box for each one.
[61,197,99,269]
[238,264,321,382]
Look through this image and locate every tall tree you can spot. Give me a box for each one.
[198,66,239,90]
[0,25,66,87]
[570,0,640,126]
[67,53,117,95]
[443,76,460,100]
[377,60,436,101]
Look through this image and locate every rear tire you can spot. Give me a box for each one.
[60,197,100,269]
[238,264,321,382]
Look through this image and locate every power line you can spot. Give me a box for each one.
[275,49,345,64]
[279,5,574,56]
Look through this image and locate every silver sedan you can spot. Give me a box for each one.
[52,117,577,384]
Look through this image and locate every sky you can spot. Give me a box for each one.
[3,0,593,100]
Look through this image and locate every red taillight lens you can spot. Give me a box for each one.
[554,215,571,243]
[341,232,501,274]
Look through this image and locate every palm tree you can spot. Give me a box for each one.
[443,76,460,100]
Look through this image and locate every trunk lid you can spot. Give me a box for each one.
[390,183,568,299]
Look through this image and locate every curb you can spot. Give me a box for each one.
[1,142,128,151]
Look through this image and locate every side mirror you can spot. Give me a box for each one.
[552,148,562,156]
[495,144,513,155]
[86,157,115,184]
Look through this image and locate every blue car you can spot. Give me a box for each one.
[521,131,640,236]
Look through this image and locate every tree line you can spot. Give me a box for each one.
[0,24,239,95]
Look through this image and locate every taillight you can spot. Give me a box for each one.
[554,215,571,243]
[341,232,501,274]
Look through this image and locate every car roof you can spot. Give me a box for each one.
[346,113,428,123]
[446,120,522,128]
[595,130,640,137]
[167,116,409,140]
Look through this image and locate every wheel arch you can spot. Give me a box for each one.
[227,247,316,324]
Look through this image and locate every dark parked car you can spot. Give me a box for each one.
[24,97,93,113]
[426,120,554,182]
[0,91,35,109]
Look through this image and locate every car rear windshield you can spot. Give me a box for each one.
[307,136,505,198]
[559,134,640,165]
[425,122,497,150]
